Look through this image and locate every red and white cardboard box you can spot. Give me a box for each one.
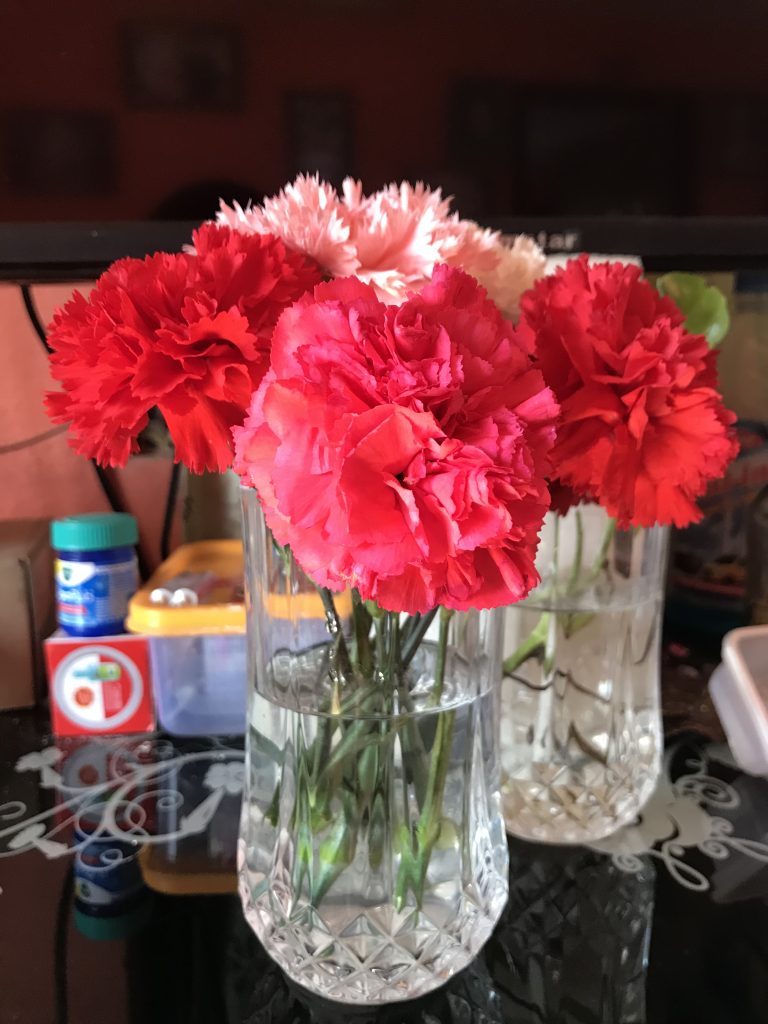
[44,633,155,737]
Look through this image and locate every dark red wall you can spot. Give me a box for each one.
[1,0,767,220]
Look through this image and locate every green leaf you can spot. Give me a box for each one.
[394,823,420,911]
[656,272,730,349]
[265,782,281,827]
[364,598,385,620]
[357,744,378,803]
[368,792,387,870]
[322,720,375,776]
[313,789,358,903]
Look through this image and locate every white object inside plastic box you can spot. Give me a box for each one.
[710,626,768,776]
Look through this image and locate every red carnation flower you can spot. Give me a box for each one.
[46,224,321,473]
[515,256,738,528]
[233,267,558,614]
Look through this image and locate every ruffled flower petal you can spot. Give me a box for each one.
[220,174,546,315]
[234,265,559,614]
[516,256,738,528]
[46,224,321,472]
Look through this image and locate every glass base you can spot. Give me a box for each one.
[500,504,666,847]
[239,839,507,1004]
[238,686,508,1004]
[501,744,660,845]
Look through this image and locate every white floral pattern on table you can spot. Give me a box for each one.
[591,748,768,890]
[0,736,244,862]
[203,761,244,796]
[3,736,768,896]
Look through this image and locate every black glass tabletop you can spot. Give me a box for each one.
[2,709,768,1024]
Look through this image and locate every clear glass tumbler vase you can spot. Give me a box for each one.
[238,487,509,1004]
[500,504,667,844]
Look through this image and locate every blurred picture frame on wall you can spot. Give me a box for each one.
[520,92,693,216]
[121,23,242,111]
[285,92,354,186]
[449,80,694,217]
[447,80,521,217]
[3,110,116,196]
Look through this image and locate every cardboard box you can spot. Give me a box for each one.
[0,519,56,709]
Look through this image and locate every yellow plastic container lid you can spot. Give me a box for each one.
[128,539,354,637]
[127,540,246,636]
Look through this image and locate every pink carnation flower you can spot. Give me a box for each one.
[219,175,545,315]
[233,266,558,614]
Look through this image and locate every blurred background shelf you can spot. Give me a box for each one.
[1,216,768,282]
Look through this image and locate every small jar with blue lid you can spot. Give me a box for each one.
[51,513,139,637]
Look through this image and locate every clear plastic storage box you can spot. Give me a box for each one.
[126,541,246,736]
[710,626,768,776]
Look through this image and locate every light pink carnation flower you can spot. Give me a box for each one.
[344,179,546,312]
[342,179,453,302]
[217,174,357,278]
[219,174,545,314]
[452,228,547,318]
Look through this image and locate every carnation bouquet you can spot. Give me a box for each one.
[44,175,737,1001]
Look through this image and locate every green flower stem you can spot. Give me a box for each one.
[299,587,371,825]
[273,582,458,911]
[400,611,419,644]
[265,780,281,827]
[562,516,617,636]
[351,590,373,677]
[420,708,456,832]
[589,517,616,584]
[387,612,401,685]
[303,682,382,789]
[308,588,351,816]
[399,725,428,811]
[319,712,391,780]
[373,615,387,675]
[274,540,294,583]
[367,719,392,870]
[395,607,455,909]
[291,725,316,895]
[401,607,439,670]
[503,514,617,675]
[431,606,452,705]
[502,612,550,676]
[566,509,584,593]
[397,605,448,815]
[319,586,352,679]
[394,703,457,911]
[550,513,561,599]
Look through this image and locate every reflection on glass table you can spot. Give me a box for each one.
[4,733,244,896]
[488,842,653,1023]
[4,722,768,1023]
